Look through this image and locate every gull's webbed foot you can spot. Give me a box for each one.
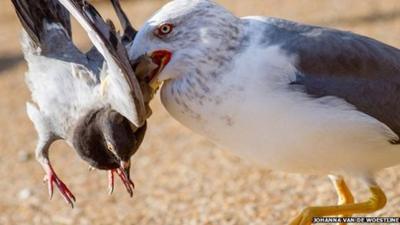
[289,182,386,225]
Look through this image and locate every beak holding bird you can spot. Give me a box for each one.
[146,50,172,90]
[104,50,173,195]
[130,49,173,91]
[99,49,172,195]
[97,50,173,196]
[101,49,172,115]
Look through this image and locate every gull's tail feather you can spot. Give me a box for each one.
[11,0,71,48]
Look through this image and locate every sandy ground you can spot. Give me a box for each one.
[1,0,400,225]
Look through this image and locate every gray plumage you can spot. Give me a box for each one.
[110,0,137,44]
[13,0,150,206]
[256,17,400,139]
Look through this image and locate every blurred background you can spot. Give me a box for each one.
[1,0,400,224]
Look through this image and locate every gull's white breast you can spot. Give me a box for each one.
[160,38,400,177]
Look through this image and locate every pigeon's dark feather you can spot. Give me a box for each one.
[110,0,137,44]
[61,0,146,126]
[11,0,71,48]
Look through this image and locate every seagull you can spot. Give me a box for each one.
[12,0,153,207]
[129,0,400,224]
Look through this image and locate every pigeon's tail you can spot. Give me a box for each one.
[11,0,72,48]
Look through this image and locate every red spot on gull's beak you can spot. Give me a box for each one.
[147,50,172,88]
[151,50,172,68]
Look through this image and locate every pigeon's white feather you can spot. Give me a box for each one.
[22,29,103,137]
[58,0,146,127]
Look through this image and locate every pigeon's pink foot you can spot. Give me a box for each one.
[108,168,135,197]
[108,169,115,194]
[43,164,76,207]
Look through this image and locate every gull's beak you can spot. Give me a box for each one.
[148,50,172,90]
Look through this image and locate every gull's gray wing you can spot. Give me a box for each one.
[59,0,146,127]
[261,18,400,137]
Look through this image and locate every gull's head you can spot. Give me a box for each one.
[129,0,242,88]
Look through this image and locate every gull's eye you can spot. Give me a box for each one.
[155,23,174,37]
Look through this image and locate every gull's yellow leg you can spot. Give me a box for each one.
[329,175,354,205]
[289,180,386,225]
[329,175,354,225]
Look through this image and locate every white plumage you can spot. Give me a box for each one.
[131,0,400,177]
[130,0,400,224]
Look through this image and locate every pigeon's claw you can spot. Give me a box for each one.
[108,170,115,195]
[108,168,135,197]
[116,167,135,197]
[44,165,76,208]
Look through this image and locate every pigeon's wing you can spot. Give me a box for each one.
[12,0,102,138]
[12,0,101,86]
[12,0,90,65]
[110,0,137,45]
[59,0,146,127]
[85,0,137,74]
[12,0,71,47]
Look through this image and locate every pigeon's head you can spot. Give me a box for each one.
[130,0,243,89]
[73,108,119,170]
[73,108,146,179]
[100,108,147,179]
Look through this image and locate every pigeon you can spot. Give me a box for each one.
[12,0,154,207]
[129,0,400,224]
